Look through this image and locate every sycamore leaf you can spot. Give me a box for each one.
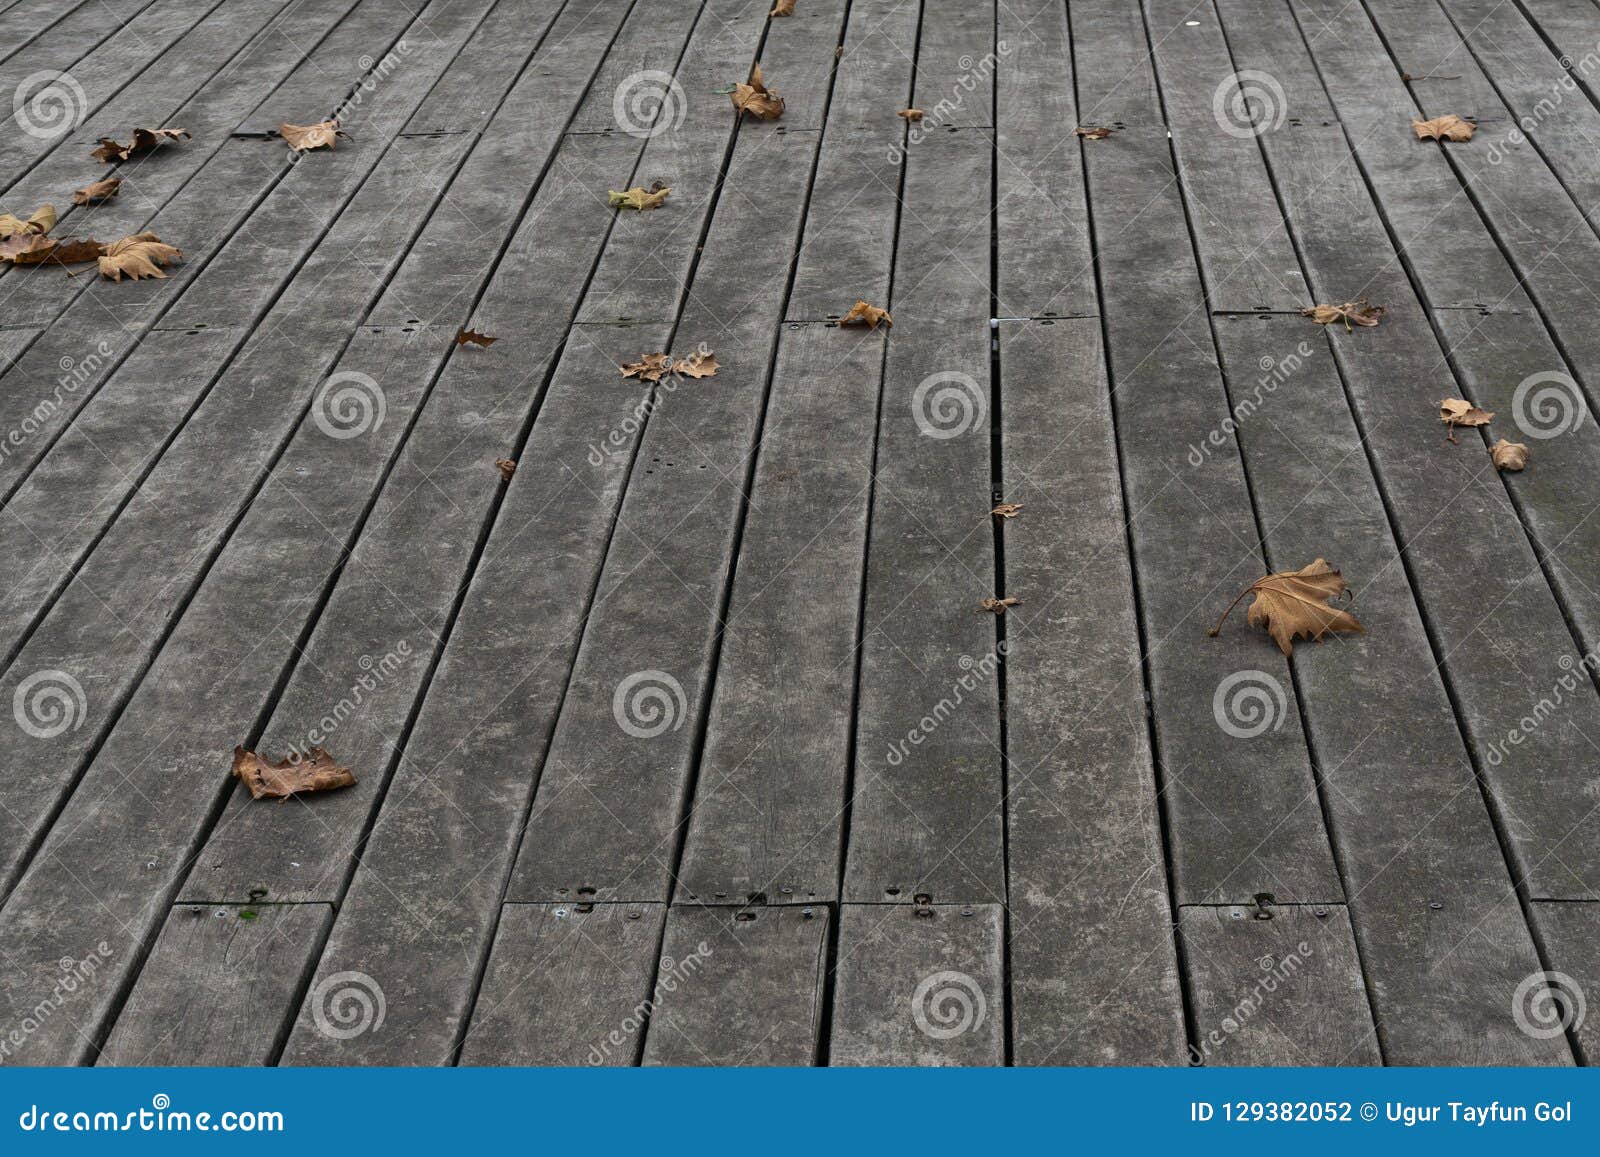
[1301,299,1384,331]
[980,596,1021,614]
[770,0,795,13]
[732,62,785,120]
[279,119,348,152]
[0,235,103,265]
[674,349,719,378]
[455,328,497,348]
[91,127,190,163]
[496,457,516,480]
[1210,559,1363,656]
[621,352,671,382]
[1440,397,1494,441]
[899,108,924,121]
[1075,125,1114,139]
[72,178,121,205]
[1490,438,1528,471]
[839,300,892,328]
[232,745,356,801]
[991,502,1023,519]
[1413,114,1476,142]
[608,180,670,210]
[98,232,181,281]
[0,204,55,238]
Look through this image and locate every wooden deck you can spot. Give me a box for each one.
[0,0,1596,1067]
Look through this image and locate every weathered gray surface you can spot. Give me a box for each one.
[0,0,1595,1069]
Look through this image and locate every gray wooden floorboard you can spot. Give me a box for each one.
[1531,900,1600,1065]
[910,0,993,130]
[402,0,571,135]
[1069,0,1163,126]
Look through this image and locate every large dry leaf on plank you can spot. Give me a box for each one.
[1440,397,1494,438]
[839,300,892,328]
[0,234,103,265]
[1211,559,1363,655]
[98,232,181,281]
[91,127,190,163]
[674,349,718,378]
[1301,299,1384,330]
[620,352,671,381]
[732,62,785,119]
[1413,114,1476,142]
[1491,438,1528,471]
[279,119,348,152]
[0,204,55,237]
[232,745,356,800]
[72,178,121,205]
[608,181,670,210]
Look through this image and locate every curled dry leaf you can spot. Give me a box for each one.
[732,62,785,120]
[91,127,190,163]
[980,596,1021,614]
[1210,558,1363,656]
[1075,125,1114,139]
[608,180,670,210]
[1301,299,1385,331]
[991,502,1023,519]
[839,300,892,328]
[1440,397,1493,442]
[621,352,671,382]
[72,178,121,205]
[233,745,356,801]
[496,457,517,480]
[455,328,497,348]
[898,108,924,121]
[279,119,348,152]
[0,235,104,265]
[0,204,56,237]
[98,232,181,281]
[770,0,795,13]
[1490,438,1528,471]
[1412,114,1476,142]
[674,349,719,378]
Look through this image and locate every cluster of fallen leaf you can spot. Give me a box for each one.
[620,347,720,382]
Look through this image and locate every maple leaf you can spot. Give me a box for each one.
[899,108,924,121]
[608,181,670,210]
[0,235,104,265]
[71,178,121,205]
[980,596,1021,614]
[674,349,719,378]
[1413,114,1476,142]
[496,458,517,480]
[839,300,892,328]
[991,502,1023,519]
[1210,559,1363,655]
[91,127,189,163]
[1301,299,1384,331]
[0,204,56,238]
[233,745,356,801]
[279,119,348,152]
[1076,125,1114,139]
[770,0,795,13]
[98,232,181,281]
[1439,397,1493,442]
[621,352,671,381]
[732,63,785,120]
[455,328,497,348]
[1490,438,1527,471]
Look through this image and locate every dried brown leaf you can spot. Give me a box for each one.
[279,119,348,152]
[620,352,671,382]
[1301,299,1385,331]
[0,234,104,265]
[455,328,497,348]
[71,178,121,205]
[770,0,795,13]
[1490,438,1528,471]
[91,127,190,163]
[98,232,181,281]
[898,108,924,121]
[839,300,892,329]
[1413,113,1476,142]
[608,181,670,210]
[1075,125,1114,139]
[496,457,517,480]
[674,349,719,378]
[232,745,356,800]
[991,502,1023,519]
[1440,397,1494,432]
[732,62,785,120]
[1210,559,1363,656]
[0,204,55,237]
[980,596,1021,614]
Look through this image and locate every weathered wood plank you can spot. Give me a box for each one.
[911,0,993,129]
[641,905,827,1066]
[1069,0,1163,125]
[831,903,1003,1065]
[997,316,1185,1066]
[401,0,569,135]
[566,0,704,133]
[1531,900,1600,1065]
[99,904,332,1066]
[1180,904,1380,1066]
[460,903,667,1065]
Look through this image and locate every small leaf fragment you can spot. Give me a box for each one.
[1209,559,1363,656]
[279,119,348,152]
[621,352,672,382]
[732,62,785,120]
[232,745,356,801]
[674,349,719,378]
[839,300,892,329]
[1075,125,1114,139]
[980,596,1021,614]
[1490,438,1528,471]
[1412,114,1476,142]
[991,502,1023,519]
[455,328,497,348]
[72,178,121,205]
[1301,299,1384,331]
[496,457,517,480]
[98,232,181,281]
[898,108,924,121]
[608,180,670,210]
[91,127,189,163]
